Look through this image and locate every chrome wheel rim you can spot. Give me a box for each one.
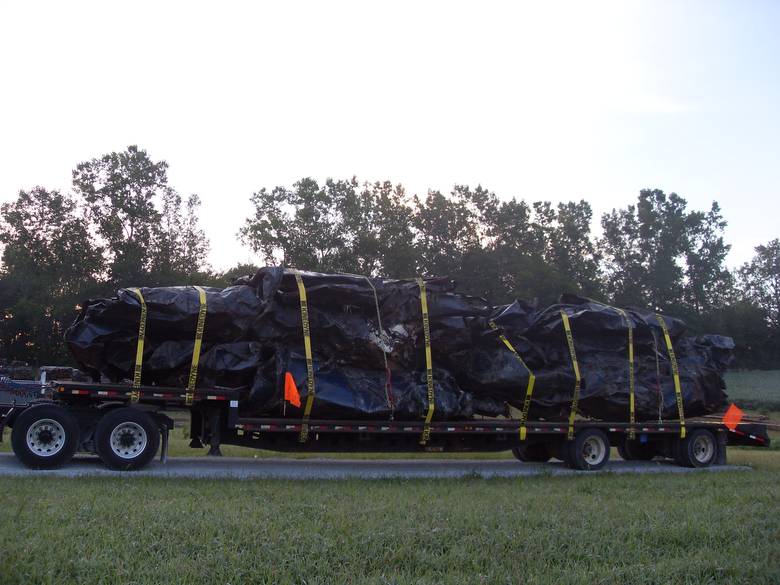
[581,436,606,466]
[109,422,148,459]
[692,434,714,463]
[26,418,66,457]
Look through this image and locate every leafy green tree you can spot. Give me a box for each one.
[240,178,350,272]
[151,190,210,284]
[739,239,780,329]
[335,180,418,278]
[478,197,542,302]
[636,189,689,309]
[240,179,604,305]
[0,188,103,362]
[178,193,211,278]
[72,145,167,284]
[368,181,417,279]
[412,187,481,278]
[72,145,210,287]
[684,202,733,313]
[0,147,213,366]
[325,178,397,276]
[601,189,696,310]
[484,198,541,253]
[240,177,419,278]
[598,205,646,306]
[534,200,602,298]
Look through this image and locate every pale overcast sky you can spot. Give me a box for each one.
[1,0,778,270]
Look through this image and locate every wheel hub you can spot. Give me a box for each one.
[109,422,148,459]
[693,435,714,463]
[581,436,606,465]
[37,429,54,444]
[117,430,136,448]
[26,419,66,457]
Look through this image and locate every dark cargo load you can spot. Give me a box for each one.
[65,267,730,421]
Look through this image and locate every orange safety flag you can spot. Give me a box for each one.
[722,403,744,431]
[284,372,302,407]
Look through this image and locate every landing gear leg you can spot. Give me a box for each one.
[208,411,222,457]
[160,425,169,463]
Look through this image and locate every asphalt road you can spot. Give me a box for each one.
[0,452,751,479]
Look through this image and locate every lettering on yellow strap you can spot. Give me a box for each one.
[417,278,435,445]
[296,272,316,442]
[129,288,147,403]
[489,320,535,440]
[560,310,581,440]
[186,286,208,406]
[655,314,686,438]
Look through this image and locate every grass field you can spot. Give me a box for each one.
[0,372,778,584]
[0,449,778,585]
[724,370,780,411]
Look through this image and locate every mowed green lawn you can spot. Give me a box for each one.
[724,370,780,411]
[0,450,778,585]
[0,372,778,584]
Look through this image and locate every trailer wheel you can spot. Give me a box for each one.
[569,428,610,471]
[674,429,717,468]
[511,442,551,463]
[11,404,81,469]
[95,408,160,471]
[617,439,656,461]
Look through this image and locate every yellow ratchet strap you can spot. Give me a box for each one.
[129,288,147,403]
[295,273,316,442]
[488,320,535,440]
[185,286,208,406]
[560,310,581,440]
[417,278,435,445]
[614,308,636,440]
[655,314,686,438]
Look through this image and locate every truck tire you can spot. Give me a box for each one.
[95,408,160,471]
[569,428,610,471]
[674,429,717,468]
[511,442,551,462]
[617,439,656,461]
[11,404,81,469]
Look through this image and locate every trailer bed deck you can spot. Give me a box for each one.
[1,379,770,470]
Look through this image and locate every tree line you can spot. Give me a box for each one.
[1,146,778,368]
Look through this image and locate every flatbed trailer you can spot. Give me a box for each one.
[0,380,770,472]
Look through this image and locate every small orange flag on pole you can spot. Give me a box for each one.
[722,403,744,431]
[284,372,302,408]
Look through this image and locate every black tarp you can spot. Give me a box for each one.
[65,268,730,421]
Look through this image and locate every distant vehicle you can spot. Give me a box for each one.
[0,376,769,472]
